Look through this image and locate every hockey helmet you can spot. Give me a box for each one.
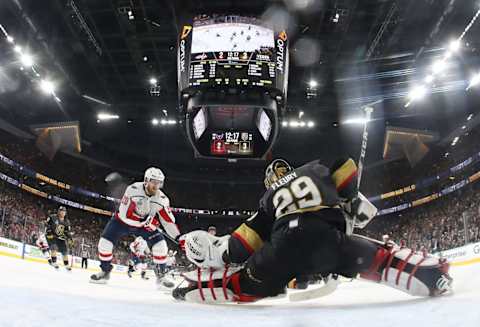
[264,159,293,189]
[144,167,165,188]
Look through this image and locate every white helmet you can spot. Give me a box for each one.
[144,167,165,187]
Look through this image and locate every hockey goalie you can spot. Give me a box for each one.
[173,158,453,303]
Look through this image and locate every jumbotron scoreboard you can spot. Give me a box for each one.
[178,15,289,160]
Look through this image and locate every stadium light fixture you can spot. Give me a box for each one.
[451,136,459,146]
[20,53,34,67]
[466,73,480,90]
[308,80,318,88]
[7,36,14,43]
[299,111,304,118]
[14,45,22,53]
[152,118,159,126]
[97,113,119,121]
[149,77,157,85]
[289,120,300,128]
[406,85,427,107]
[40,79,55,95]
[467,113,473,121]
[282,121,288,127]
[307,121,315,128]
[343,117,369,125]
[449,40,461,53]
[167,119,177,125]
[431,60,446,74]
[424,75,434,84]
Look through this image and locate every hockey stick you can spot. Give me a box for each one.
[288,275,340,302]
[350,106,373,234]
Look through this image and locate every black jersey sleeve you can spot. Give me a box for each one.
[228,204,274,264]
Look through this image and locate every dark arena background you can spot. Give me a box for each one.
[0,0,479,326]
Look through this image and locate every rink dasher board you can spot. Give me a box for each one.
[0,237,130,274]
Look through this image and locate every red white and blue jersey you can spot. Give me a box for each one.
[36,234,49,251]
[117,182,180,239]
[129,237,150,258]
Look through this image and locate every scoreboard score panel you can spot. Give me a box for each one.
[189,22,276,87]
[211,131,253,156]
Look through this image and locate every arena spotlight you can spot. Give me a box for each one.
[20,53,34,67]
[407,85,427,103]
[97,113,119,121]
[307,121,315,128]
[282,121,288,127]
[149,77,157,85]
[449,40,461,52]
[467,113,473,121]
[152,118,159,126]
[424,75,434,84]
[308,80,318,88]
[14,45,22,53]
[7,36,14,43]
[40,79,55,94]
[431,60,446,74]
[466,73,480,90]
[289,120,300,128]
[343,117,369,125]
[299,111,304,118]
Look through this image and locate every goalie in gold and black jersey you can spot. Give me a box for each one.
[45,206,73,271]
[174,158,452,303]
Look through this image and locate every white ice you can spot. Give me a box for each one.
[1,255,479,327]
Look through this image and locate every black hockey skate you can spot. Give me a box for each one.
[141,271,149,280]
[90,271,110,284]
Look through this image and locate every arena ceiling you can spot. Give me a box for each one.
[0,0,480,174]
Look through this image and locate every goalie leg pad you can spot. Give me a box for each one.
[174,266,260,303]
[359,242,452,297]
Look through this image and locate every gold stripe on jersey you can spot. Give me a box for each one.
[331,159,358,191]
[232,223,264,253]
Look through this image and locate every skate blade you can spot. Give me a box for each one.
[89,279,108,284]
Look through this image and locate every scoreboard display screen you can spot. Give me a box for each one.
[178,15,288,94]
[210,131,253,156]
[190,19,275,87]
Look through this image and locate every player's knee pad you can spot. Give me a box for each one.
[152,239,168,264]
[359,241,452,297]
[98,237,113,261]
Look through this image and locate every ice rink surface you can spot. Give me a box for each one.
[1,255,479,327]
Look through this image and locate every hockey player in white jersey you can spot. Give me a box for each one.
[90,167,181,290]
[36,233,56,268]
[127,236,150,280]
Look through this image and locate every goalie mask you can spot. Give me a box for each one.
[264,159,293,189]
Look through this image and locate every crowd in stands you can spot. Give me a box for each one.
[363,182,480,252]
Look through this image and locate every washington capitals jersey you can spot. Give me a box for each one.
[117,182,180,239]
[129,238,150,257]
[229,158,358,263]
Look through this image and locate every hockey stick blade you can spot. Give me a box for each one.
[288,277,340,302]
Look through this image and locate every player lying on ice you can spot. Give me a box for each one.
[173,158,453,303]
